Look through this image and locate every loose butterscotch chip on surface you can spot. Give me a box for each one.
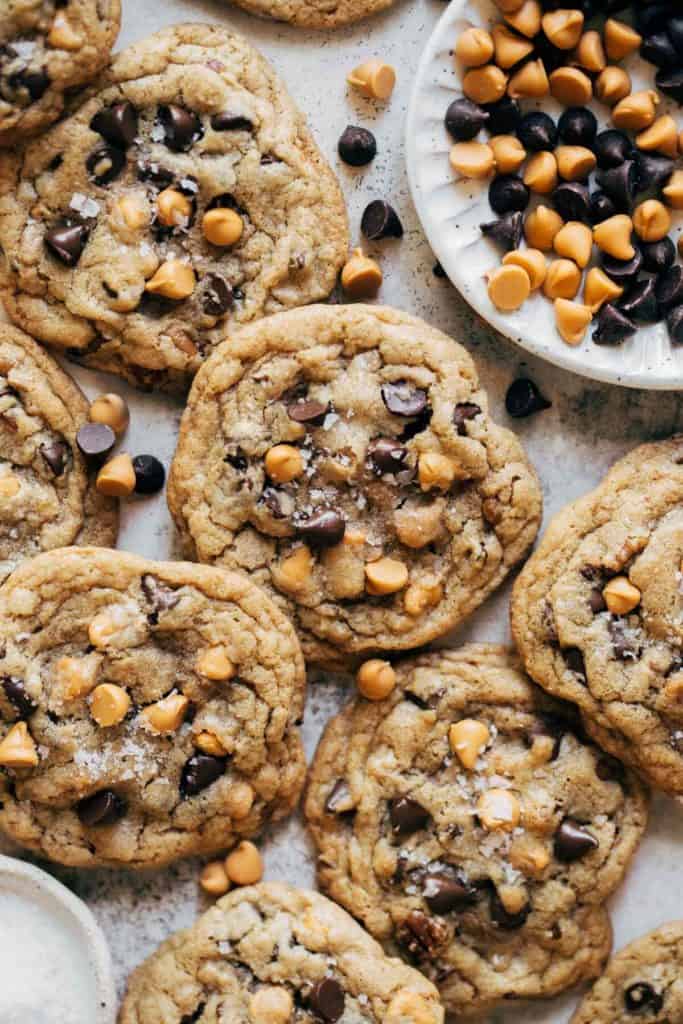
[455,27,494,67]
[573,30,606,73]
[525,205,564,250]
[504,0,541,37]
[487,264,531,310]
[489,134,526,173]
[449,141,495,178]
[492,23,534,69]
[96,454,136,497]
[553,221,593,269]
[89,393,130,436]
[200,860,231,897]
[463,64,508,105]
[663,170,683,210]
[503,248,547,290]
[524,151,558,194]
[341,249,382,298]
[595,66,631,106]
[632,200,671,243]
[225,840,263,885]
[543,259,581,300]
[555,145,596,182]
[508,59,549,99]
[357,659,396,700]
[584,267,623,313]
[636,115,679,159]
[604,17,642,61]
[542,9,583,49]
[347,59,396,99]
[554,298,592,346]
[612,90,659,132]
[593,215,635,261]
[550,67,592,107]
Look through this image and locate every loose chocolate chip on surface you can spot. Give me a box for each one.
[624,982,664,1013]
[505,378,551,418]
[432,261,447,278]
[361,200,403,240]
[601,249,643,286]
[77,790,126,827]
[132,455,165,495]
[423,869,477,914]
[668,305,683,344]
[367,437,409,474]
[40,440,68,476]
[558,106,597,147]
[158,104,203,152]
[210,112,253,131]
[2,677,37,719]
[636,4,673,35]
[641,237,676,275]
[338,125,376,166]
[453,402,481,435]
[554,818,599,862]
[445,97,489,141]
[484,96,521,135]
[90,102,138,148]
[141,574,180,616]
[309,978,345,1022]
[76,422,115,464]
[180,754,226,797]
[594,304,638,345]
[552,181,591,223]
[589,191,617,225]
[480,211,523,252]
[325,779,353,814]
[296,509,346,548]
[670,16,683,54]
[397,910,449,959]
[381,382,428,417]
[287,399,329,425]
[618,279,660,324]
[389,796,430,835]
[86,145,126,186]
[200,273,233,317]
[488,175,530,215]
[594,130,633,170]
[635,151,675,191]
[657,265,683,312]
[45,221,89,266]
[641,31,679,67]
[516,112,558,152]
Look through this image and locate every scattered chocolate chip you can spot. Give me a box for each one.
[601,249,643,286]
[136,160,174,188]
[636,4,672,35]
[557,106,597,147]
[656,264,683,312]
[86,145,126,186]
[594,304,638,345]
[423,869,476,914]
[76,422,115,464]
[593,129,633,170]
[432,261,447,279]
[296,509,346,548]
[480,211,523,252]
[488,174,530,215]
[483,96,520,135]
[641,31,679,66]
[40,440,68,477]
[595,161,638,211]
[381,382,428,417]
[618,279,660,324]
[554,818,599,862]
[589,588,607,614]
[338,125,376,166]
[563,647,586,678]
[141,574,180,617]
[361,200,403,240]
[445,97,489,142]
[90,102,138,148]
[670,16,683,53]
[609,618,640,661]
[158,104,203,152]
[624,982,663,1014]
[45,221,89,266]
[14,68,50,101]
[180,754,226,797]
[325,779,354,814]
[552,181,591,223]
[210,112,253,131]
[528,714,567,760]
[225,448,248,472]
[389,796,429,835]
[309,978,345,1022]
[200,273,233,317]
[453,402,481,435]
[287,399,329,426]
[667,305,683,345]
[367,437,409,475]
[589,191,617,225]
[2,677,36,719]
[489,888,530,929]
[132,455,165,495]
[516,111,557,152]
[505,378,551,418]
[77,790,126,827]
[641,237,676,275]
[635,151,675,191]
[397,910,448,959]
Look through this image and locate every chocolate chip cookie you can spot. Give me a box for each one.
[305,645,649,1018]
[571,921,683,1024]
[225,0,396,29]
[119,882,445,1024]
[0,0,120,146]
[0,24,348,392]
[511,437,683,799]
[167,304,543,666]
[0,322,117,582]
[0,547,306,868]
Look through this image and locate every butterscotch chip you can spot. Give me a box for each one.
[249,987,294,1024]
[663,170,683,210]
[595,66,631,106]
[404,579,443,617]
[555,145,596,182]
[272,546,313,594]
[89,393,130,436]
[90,683,131,728]
[489,135,526,174]
[455,27,494,67]
[604,18,642,61]
[0,721,39,768]
[509,836,550,876]
[487,264,531,310]
[145,260,196,300]
[196,646,235,681]
[603,575,641,615]
[543,259,581,300]
[449,141,495,179]
[636,115,679,159]
[584,267,624,313]
[495,0,525,11]
[553,221,593,269]
[357,660,396,700]
[156,188,192,228]
[449,718,490,769]
[463,64,508,104]
[572,30,606,73]
[347,60,396,100]
[264,444,304,483]
[418,452,456,491]
[525,205,564,250]
[632,200,671,243]
[550,67,592,106]
[524,151,558,194]
[141,692,190,734]
[199,861,231,897]
[341,249,383,298]
[554,299,592,346]
[593,215,635,261]
[504,0,542,37]
[225,840,263,885]
[96,453,136,497]
[508,59,549,99]
[492,24,534,69]
[612,90,659,132]
[542,9,584,49]
[195,731,229,757]
[503,249,547,290]
[203,208,243,247]
[365,557,409,595]
[0,475,20,498]
[477,787,521,831]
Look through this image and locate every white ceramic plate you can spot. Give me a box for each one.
[406,0,683,389]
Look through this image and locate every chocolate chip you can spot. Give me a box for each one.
[595,161,638,212]
[444,97,489,142]
[601,250,643,286]
[656,265,683,312]
[360,200,403,240]
[670,16,683,54]
[179,1004,206,1024]
[200,273,233,317]
[636,4,672,35]
[505,378,551,418]
[180,754,226,797]
[563,647,586,679]
[667,305,683,345]
[528,713,570,760]
[624,982,664,1013]
[86,145,126,186]
[309,978,345,1022]
[15,68,50,101]
[40,440,68,477]
[484,96,520,135]
[596,754,625,782]
[589,191,617,225]
[552,181,591,223]
[589,588,607,614]
[618,279,660,325]
[77,790,126,827]
[557,106,597,147]
[367,437,409,475]
[554,818,599,862]
[608,618,640,661]
[45,221,89,267]
[516,111,557,152]
[635,151,675,191]
[325,779,354,814]
[642,31,679,67]
[453,402,481,435]
[488,175,530,215]
[158,105,203,152]
[423,869,476,914]
[432,261,447,279]
[132,455,165,495]
[338,125,376,166]
[593,129,633,170]
[76,422,115,464]
[296,509,346,548]
[90,102,138,148]
[136,160,174,188]
[389,796,429,835]
[381,382,428,417]
[593,304,638,346]
[396,910,448,959]
[480,211,523,252]
[287,399,329,426]
[641,237,676,275]
[210,112,253,131]
[141,574,180,617]
[2,677,36,719]
[489,888,530,929]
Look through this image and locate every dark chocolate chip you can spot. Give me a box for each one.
[624,982,664,1014]
[90,102,138,148]
[381,382,428,417]
[389,796,429,835]
[670,15,683,53]
[367,437,409,475]
[141,574,180,616]
[505,378,551,418]
[552,182,591,223]
[636,3,674,35]
[396,910,448,959]
[483,96,520,135]
[480,211,523,252]
[2,677,36,719]
[360,200,403,240]
[453,402,481,435]
[589,191,617,225]
[338,125,376,166]
[210,112,253,131]
[309,978,345,1022]
[489,888,530,929]
[15,68,50,101]
[86,145,126,186]
[601,249,643,286]
[432,261,447,279]
[667,305,683,345]
[200,273,233,317]
[563,647,586,678]
[40,440,68,477]
[593,130,633,170]
[618,279,660,324]
[296,510,346,548]
[158,104,203,152]
[635,151,675,191]
[641,31,679,66]
[423,870,477,914]
[589,588,607,614]
[557,106,597,147]
[596,754,625,782]
[136,160,174,188]
[180,754,226,797]
[595,161,638,211]
[532,30,565,72]
[640,236,676,274]
[45,221,89,266]
[609,618,640,661]
[488,174,530,215]
[77,790,126,827]
[325,779,353,814]
[76,422,115,464]
[287,399,329,426]
[554,818,599,862]
[593,304,638,345]
[516,111,557,152]
[528,714,567,760]
[261,487,285,518]
[179,1004,206,1024]
[656,265,683,312]
[444,97,489,142]
[132,455,165,495]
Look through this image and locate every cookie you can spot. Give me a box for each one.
[304,644,649,1018]
[0,547,306,868]
[0,24,348,392]
[571,921,683,1023]
[167,304,543,666]
[0,322,117,582]
[0,0,120,146]
[119,882,445,1024]
[511,437,683,798]
[225,0,396,29]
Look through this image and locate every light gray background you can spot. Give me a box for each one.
[2,1,682,1020]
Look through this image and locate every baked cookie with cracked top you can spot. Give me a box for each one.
[0,322,117,582]
[0,24,348,392]
[0,547,306,869]
[511,437,683,799]
[0,0,120,146]
[571,921,683,1023]
[225,0,397,29]
[168,304,542,666]
[119,882,444,1024]
[305,645,648,1018]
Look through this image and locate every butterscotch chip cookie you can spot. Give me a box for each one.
[571,921,683,1023]
[119,882,444,1023]
[305,645,648,1017]
[223,0,397,29]
[511,438,683,798]
[0,0,120,146]
[167,305,543,666]
[0,547,306,868]
[0,322,117,581]
[0,24,348,392]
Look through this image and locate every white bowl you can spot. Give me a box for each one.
[405,0,683,389]
[0,855,116,1024]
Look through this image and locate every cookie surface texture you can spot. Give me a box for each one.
[225,0,397,29]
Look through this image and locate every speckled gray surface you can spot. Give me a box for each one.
[1,1,682,1021]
